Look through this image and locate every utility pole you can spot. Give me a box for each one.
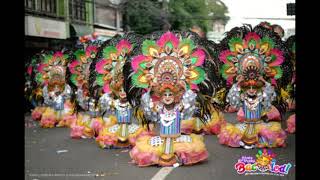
[116,8,121,33]
[64,0,70,38]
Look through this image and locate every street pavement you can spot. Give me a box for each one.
[25,112,295,180]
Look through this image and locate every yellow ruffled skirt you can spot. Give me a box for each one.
[70,114,117,139]
[39,100,75,128]
[130,134,208,167]
[218,121,287,148]
[96,122,154,148]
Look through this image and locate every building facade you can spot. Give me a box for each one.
[25,0,123,57]
[207,20,226,42]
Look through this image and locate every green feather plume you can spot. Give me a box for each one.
[191,67,205,84]
[190,57,197,64]
[165,42,174,50]
[260,37,275,49]
[43,54,52,64]
[35,73,43,84]
[273,66,283,79]
[186,83,190,90]
[142,40,157,56]
[139,62,148,69]
[179,39,195,52]
[63,54,69,60]
[132,70,149,88]
[220,64,232,80]
[103,46,117,59]
[31,57,37,64]
[96,74,105,86]
[228,37,243,52]
[248,39,257,48]
[74,50,85,60]
[70,74,78,86]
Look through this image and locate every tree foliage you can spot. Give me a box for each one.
[120,0,229,34]
[120,0,163,34]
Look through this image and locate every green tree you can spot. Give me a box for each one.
[206,0,230,28]
[169,0,210,32]
[169,0,229,33]
[120,0,163,34]
[120,0,229,34]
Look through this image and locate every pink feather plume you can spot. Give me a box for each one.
[95,59,108,74]
[53,51,63,59]
[85,46,98,57]
[191,48,205,66]
[131,55,148,72]
[37,64,47,73]
[268,49,284,67]
[190,84,199,91]
[68,60,80,74]
[226,76,234,86]
[244,32,261,45]
[271,78,277,86]
[116,40,132,54]
[27,66,33,75]
[103,83,111,93]
[219,50,233,63]
[156,31,179,48]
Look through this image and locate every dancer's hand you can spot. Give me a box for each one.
[236,75,244,83]
[258,76,267,84]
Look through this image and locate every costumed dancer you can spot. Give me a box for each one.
[216,24,292,149]
[25,55,34,113]
[235,22,287,122]
[39,51,75,128]
[26,54,40,114]
[91,33,152,148]
[285,35,295,134]
[69,43,106,138]
[128,31,210,166]
[30,52,49,121]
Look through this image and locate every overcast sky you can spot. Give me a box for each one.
[221,0,295,31]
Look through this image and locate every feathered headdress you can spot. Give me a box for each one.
[130,31,207,100]
[93,39,133,94]
[35,51,69,87]
[218,26,285,87]
[85,45,98,59]
[34,52,51,86]
[68,48,94,87]
[217,24,293,118]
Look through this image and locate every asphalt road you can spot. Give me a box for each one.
[25,112,295,180]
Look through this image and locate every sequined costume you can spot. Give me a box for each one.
[128,31,212,166]
[95,93,149,148]
[37,51,75,128]
[90,34,152,148]
[30,52,52,121]
[68,43,110,138]
[216,24,293,149]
